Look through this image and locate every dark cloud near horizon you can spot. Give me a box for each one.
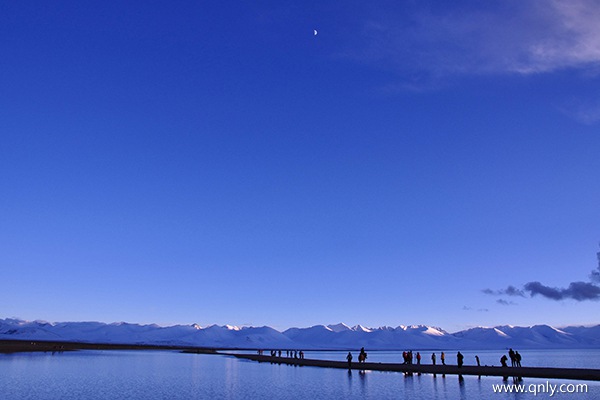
[525,281,600,301]
[484,247,600,302]
[484,281,600,301]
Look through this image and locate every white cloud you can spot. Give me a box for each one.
[354,0,600,76]
[560,101,600,125]
[520,0,600,73]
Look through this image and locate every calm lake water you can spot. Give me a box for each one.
[1,349,599,399]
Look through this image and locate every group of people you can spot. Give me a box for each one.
[263,347,523,370]
[430,351,446,365]
[259,349,305,359]
[500,348,522,367]
[401,350,422,364]
[347,347,368,368]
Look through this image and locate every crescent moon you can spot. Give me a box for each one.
[314,29,318,36]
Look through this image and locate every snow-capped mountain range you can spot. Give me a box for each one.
[2,318,600,350]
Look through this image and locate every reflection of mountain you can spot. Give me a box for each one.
[2,318,599,349]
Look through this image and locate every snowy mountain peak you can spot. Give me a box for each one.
[352,325,372,333]
[423,327,446,336]
[327,323,351,332]
[224,325,241,331]
[376,326,396,331]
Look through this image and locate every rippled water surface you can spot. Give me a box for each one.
[1,350,599,399]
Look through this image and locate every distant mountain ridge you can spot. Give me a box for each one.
[1,318,599,350]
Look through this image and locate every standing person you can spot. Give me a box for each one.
[416,352,421,365]
[431,353,436,365]
[441,352,445,365]
[475,355,480,366]
[457,351,464,368]
[508,349,516,367]
[515,351,522,367]
[347,352,353,369]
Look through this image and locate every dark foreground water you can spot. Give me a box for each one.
[1,350,599,399]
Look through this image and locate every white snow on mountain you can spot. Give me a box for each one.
[326,323,351,333]
[1,318,600,350]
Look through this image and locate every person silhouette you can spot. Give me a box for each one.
[457,351,464,368]
[347,352,353,369]
[431,353,436,365]
[359,347,367,363]
[508,348,515,367]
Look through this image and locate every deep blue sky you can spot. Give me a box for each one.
[2,1,600,332]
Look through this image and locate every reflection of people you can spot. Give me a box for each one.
[347,352,353,369]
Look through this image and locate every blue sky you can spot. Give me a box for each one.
[2,1,600,332]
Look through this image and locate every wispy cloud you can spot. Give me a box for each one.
[462,306,489,312]
[497,299,518,306]
[355,0,600,76]
[559,100,600,125]
[482,286,526,297]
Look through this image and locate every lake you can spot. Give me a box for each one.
[1,349,599,399]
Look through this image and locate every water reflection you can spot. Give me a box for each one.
[458,374,466,399]
[346,368,352,394]
[358,370,367,395]
[1,350,599,399]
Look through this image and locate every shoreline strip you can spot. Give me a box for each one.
[223,353,600,382]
